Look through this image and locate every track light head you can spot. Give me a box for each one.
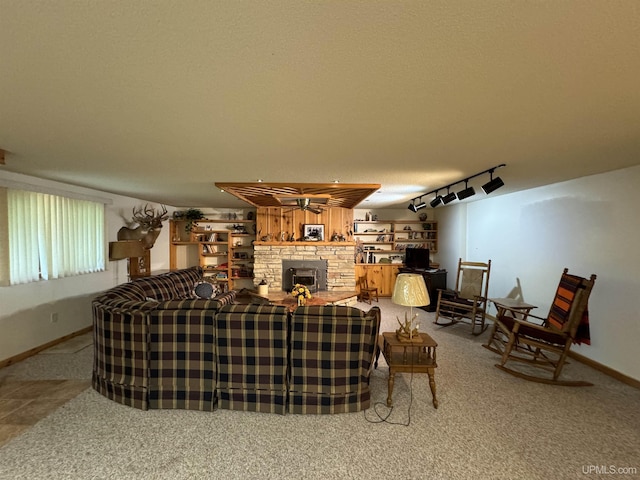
[482,174,505,194]
[456,180,476,200]
[409,164,506,209]
[408,199,426,212]
[442,189,457,205]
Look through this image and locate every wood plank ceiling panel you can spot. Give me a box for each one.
[215,182,380,209]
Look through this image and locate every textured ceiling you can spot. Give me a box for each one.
[1,1,639,209]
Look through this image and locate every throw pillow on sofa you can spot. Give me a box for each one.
[193,281,222,299]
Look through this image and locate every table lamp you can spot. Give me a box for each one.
[392,273,430,342]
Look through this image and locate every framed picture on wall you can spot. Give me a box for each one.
[303,224,324,241]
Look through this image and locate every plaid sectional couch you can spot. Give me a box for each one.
[92,267,236,410]
[92,267,381,414]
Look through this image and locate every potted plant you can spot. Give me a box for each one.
[183,208,205,232]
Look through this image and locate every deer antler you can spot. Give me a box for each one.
[131,204,168,227]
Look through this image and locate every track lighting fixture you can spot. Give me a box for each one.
[408,164,506,208]
[456,180,476,200]
[408,198,426,212]
[442,188,456,205]
[482,170,505,194]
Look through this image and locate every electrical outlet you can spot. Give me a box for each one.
[50,312,58,323]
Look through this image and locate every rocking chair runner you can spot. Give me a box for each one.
[483,268,596,386]
[434,258,491,335]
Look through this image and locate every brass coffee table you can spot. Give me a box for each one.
[376,331,438,409]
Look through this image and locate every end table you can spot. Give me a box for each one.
[376,331,438,409]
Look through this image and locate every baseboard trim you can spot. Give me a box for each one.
[0,326,92,369]
[568,350,640,389]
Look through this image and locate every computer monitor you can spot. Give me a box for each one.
[404,247,430,270]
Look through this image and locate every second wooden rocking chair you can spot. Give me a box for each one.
[434,258,491,335]
[483,268,596,386]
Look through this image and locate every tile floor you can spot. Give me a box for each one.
[0,378,91,447]
[0,333,93,448]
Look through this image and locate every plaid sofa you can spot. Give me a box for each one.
[288,305,381,414]
[94,275,380,414]
[92,267,236,410]
[214,304,290,414]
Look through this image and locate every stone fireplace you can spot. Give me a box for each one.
[253,244,356,292]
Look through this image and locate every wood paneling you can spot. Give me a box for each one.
[355,264,401,297]
[256,207,353,241]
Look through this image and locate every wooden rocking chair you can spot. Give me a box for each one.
[434,258,491,335]
[483,268,596,386]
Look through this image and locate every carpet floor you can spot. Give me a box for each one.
[0,300,638,479]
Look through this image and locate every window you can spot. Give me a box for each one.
[6,189,105,284]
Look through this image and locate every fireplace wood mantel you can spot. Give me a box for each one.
[254,241,356,247]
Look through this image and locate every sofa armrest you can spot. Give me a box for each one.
[213,290,237,306]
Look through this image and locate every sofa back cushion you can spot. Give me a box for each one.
[162,266,203,298]
[215,304,289,414]
[148,308,218,411]
[92,302,150,410]
[134,275,180,301]
[288,305,380,414]
[94,282,147,303]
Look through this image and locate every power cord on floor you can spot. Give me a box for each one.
[364,366,415,426]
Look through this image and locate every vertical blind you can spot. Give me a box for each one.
[7,189,105,284]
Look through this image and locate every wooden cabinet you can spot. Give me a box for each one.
[353,219,437,264]
[355,264,401,297]
[169,219,255,291]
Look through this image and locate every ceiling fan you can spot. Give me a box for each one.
[282,197,326,214]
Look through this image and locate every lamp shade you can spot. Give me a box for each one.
[109,240,145,260]
[392,273,430,307]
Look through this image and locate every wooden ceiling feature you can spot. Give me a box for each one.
[215,182,381,209]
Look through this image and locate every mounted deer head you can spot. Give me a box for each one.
[117,204,169,250]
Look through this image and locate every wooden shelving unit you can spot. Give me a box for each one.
[352,219,438,297]
[169,218,255,291]
[353,219,437,264]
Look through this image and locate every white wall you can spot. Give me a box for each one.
[0,171,174,361]
[436,165,640,381]
[3,167,639,381]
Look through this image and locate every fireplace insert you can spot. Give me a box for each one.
[282,260,328,292]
